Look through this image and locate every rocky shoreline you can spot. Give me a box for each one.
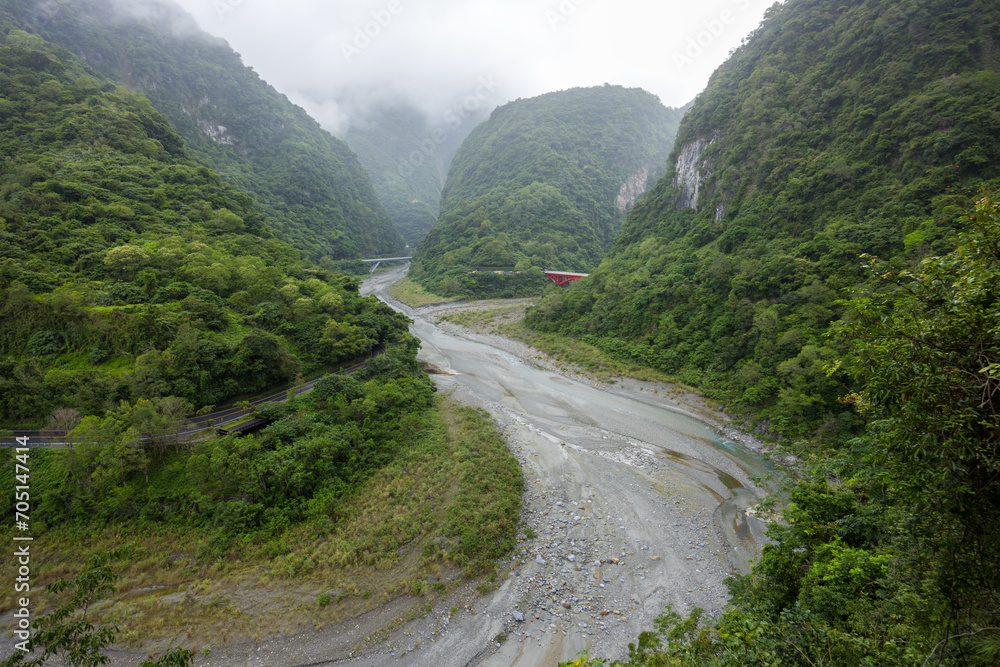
[372,289,776,664]
[399,295,772,458]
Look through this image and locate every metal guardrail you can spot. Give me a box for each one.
[1,344,387,448]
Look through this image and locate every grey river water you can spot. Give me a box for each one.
[410,314,770,566]
[352,268,774,666]
[3,268,775,667]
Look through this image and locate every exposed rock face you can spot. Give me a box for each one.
[673,134,717,211]
[197,120,235,145]
[616,164,654,212]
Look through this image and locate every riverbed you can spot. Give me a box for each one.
[346,267,773,666]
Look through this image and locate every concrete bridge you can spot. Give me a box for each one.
[361,256,413,274]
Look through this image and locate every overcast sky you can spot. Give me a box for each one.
[170,0,776,134]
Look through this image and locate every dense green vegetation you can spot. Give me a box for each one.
[2,0,403,261]
[0,388,523,647]
[344,102,485,246]
[537,0,1000,664]
[561,195,1000,666]
[411,86,686,298]
[2,340,436,554]
[0,30,407,425]
[0,28,522,654]
[527,0,1000,440]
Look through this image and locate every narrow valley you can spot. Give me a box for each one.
[338,267,773,666]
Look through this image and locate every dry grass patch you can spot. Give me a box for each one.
[0,397,522,652]
[387,277,455,307]
[438,303,526,332]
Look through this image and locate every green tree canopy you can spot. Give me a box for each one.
[411,86,687,298]
[527,0,1000,439]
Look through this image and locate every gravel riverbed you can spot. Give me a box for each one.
[343,274,776,666]
[88,269,775,667]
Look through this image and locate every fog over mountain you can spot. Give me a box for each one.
[170,0,774,134]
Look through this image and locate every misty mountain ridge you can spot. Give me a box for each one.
[410,85,687,298]
[1,0,404,262]
[527,0,1000,438]
[342,95,493,247]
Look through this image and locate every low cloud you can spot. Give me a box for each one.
[169,0,774,133]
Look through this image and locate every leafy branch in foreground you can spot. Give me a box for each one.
[838,195,1000,509]
[1,547,191,667]
[566,195,1000,666]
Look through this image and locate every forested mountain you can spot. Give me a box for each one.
[343,101,486,247]
[0,31,522,649]
[410,86,687,297]
[531,2,1000,663]
[529,0,1000,438]
[0,28,410,425]
[0,0,404,261]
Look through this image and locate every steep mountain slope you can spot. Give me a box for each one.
[1,0,404,261]
[0,35,524,643]
[527,0,1000,437]
[0,28,410,425]
[344,102,487,247]
[410,86,687,297]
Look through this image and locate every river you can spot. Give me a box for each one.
[350,267,772,666]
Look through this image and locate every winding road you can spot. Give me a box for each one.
[0,350,382,447]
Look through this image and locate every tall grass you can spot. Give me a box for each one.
[0,398,522,648]
[387,278,456,308]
